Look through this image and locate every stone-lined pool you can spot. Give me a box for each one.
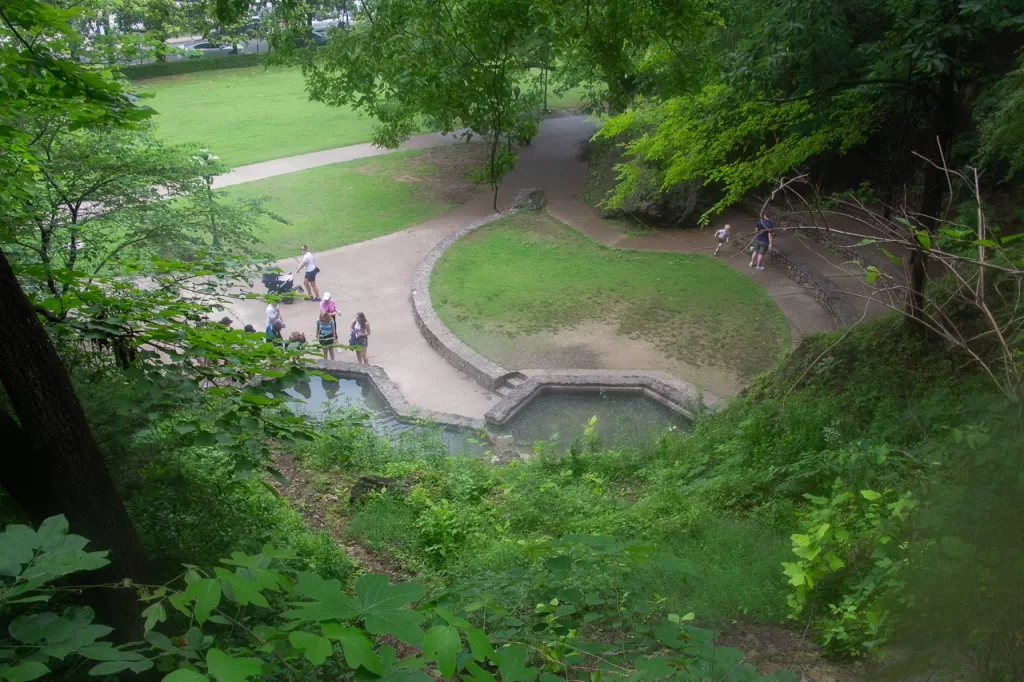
[285,374,687,455]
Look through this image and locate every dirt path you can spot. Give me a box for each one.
[269,452,408,581]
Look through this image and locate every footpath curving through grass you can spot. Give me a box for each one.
[135,66,379,167]
[431,211,790,381]
[224,144,487,258]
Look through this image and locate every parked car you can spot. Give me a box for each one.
[182,40,236,58]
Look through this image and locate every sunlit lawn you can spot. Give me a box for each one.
[135,66,378,167]
[223,146,480,258]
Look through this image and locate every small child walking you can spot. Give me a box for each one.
[315,311,337,360]
[714,224,730,256]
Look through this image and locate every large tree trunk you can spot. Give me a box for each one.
[0,248,151,639]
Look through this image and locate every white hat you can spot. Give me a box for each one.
[323,292,331,301]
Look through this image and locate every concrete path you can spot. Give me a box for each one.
[214,131,465,188]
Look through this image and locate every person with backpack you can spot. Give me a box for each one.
[315,311,338,360]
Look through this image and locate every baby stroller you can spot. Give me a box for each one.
[261,272,302,303]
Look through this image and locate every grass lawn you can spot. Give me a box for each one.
[135,66,378,167]
[224,144,486,258]
[137,66,591,168]
[431,211,790,379]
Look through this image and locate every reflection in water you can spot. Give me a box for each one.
[503,390,688,449]
[293,380,312,401]
[284,375,687,457]
[284,375,484,456]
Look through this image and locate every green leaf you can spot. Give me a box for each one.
[185,578,221,624]
[324,625,382,675]
[36,515,69,549]
[143,602,167,632]
[423,626,461,677]
[163,670,211,682]
[207,648,263,682]
[1,661,50,682]
[494,644,536,682]
[289,631,333,665]
[353,575,426,646]
[463,661,498,682]
[88,661,133,676]
[860,490,881,501]
[354,574,426,612]
[281,574,358,622]
[465,627,494,662]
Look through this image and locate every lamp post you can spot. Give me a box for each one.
[194,149,219,247]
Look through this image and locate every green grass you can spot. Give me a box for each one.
[223,146,475,257]
[431,211,790,379]
[138,66,590,168]
[136,66,378,167]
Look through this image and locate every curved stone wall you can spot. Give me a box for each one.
[411,212,513,391]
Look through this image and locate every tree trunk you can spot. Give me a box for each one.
[906,70,957,324]
[0,248,151,639]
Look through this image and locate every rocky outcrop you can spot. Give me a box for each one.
[505,188,546,212]
[584,136,710,226]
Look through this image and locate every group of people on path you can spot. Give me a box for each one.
[713,215,773,271]
[263,244,372,364]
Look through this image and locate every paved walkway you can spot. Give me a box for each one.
[214,131,465,188]
[222,115,852,415]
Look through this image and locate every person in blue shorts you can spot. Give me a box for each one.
[749,215,773,271]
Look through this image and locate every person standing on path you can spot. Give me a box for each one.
[319,292,337,324]
[714,224,731,256]
[350,312,370,365]
[266,302,283,328]
[315,311,338,360]
[749,215,773,271]
[294,245,321,301]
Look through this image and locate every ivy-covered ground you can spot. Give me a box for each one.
[431,211,790,390]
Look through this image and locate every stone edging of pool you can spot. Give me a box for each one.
[315,359,487,431]
[484,370,720,426]
[411,211,515,391]
[315,360,718,437]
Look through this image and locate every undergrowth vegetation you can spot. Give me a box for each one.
[291,314,1023,676]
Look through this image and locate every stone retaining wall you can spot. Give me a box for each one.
[729,235,859,328]
[485,370,720,426]
[766,248,860,327]
[411,212,514,392]
[771,209,909,304]
[315,360,486,430]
